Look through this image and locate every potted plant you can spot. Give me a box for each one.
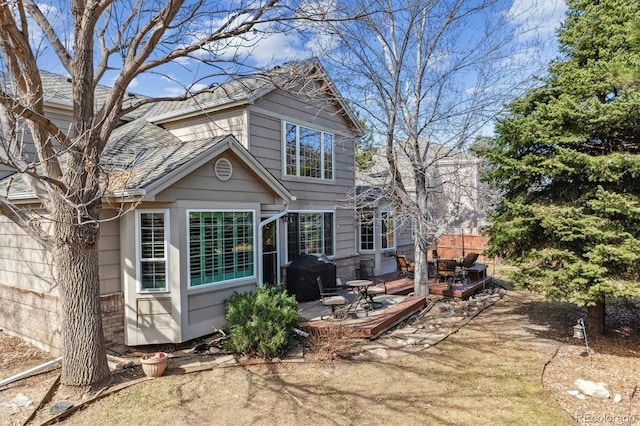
[140,352,168,377]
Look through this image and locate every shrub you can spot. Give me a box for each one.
[224,285,300,358]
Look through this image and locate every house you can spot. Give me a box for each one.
[355,143,486,275]
[0,59,363,352]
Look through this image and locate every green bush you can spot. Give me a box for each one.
[224,285,300,358]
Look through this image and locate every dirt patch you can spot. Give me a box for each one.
[540,299,640,424]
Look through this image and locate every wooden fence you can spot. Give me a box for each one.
[434,234,489,261]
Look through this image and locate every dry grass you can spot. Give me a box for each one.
[58,292,574,426]
[305,324,360,362]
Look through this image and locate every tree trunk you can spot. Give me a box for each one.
[413,223,429,297]
[55,199,109,386]
[586,299,606,336]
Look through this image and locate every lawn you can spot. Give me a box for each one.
[60,291,574,426]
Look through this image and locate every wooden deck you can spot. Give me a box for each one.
[427,275,493,298]
[382,263,493,299]
[298,265,492,339]
[299,295,426,339]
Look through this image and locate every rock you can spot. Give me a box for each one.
[49,401,74,415]
[614,394,622,403]
[369,348,389,359]
[567,389,581,397]
[406,338,418,345]
[574,379,610,399]
[9,393,32,413]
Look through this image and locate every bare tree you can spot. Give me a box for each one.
[313,0,553,296]
[0,0,355,386]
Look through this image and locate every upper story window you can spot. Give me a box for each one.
[381,211,395,250]
[286,211,334,262]
[137,210,170,292]
[284,122,333,180]
[188,210,254,287]
[359,211,374,252]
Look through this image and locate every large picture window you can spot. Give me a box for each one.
[137,211,169,292]
[286,212,334,262]
[381,211,395,250]
[188,211,254,287]
[284,122,333,180]
[359,211,374,251]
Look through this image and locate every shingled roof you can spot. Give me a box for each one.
[1,118,294,203]
[0,70,146,117]
[143,58,363,135]
[101,119,227,192]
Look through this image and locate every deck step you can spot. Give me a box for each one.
[300,296,426,339]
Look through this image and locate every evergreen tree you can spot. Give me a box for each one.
[483,0,640,334]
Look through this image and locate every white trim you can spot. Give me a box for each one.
[284,209,336,261]
[135,209,171,294]
[257,209,287,286]
[147,99,251,123]
[243,109,250,148]
[358,210,375,253]
[185,208,257,290]
[380,210,396,252]
[250,105,359,138]
[282,121,335,182]
[214,157,233,181]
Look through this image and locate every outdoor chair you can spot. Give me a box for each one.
[456,253,479,281]
[436,259,458,283]
[316,277,347,320]
[395,254,415,278]
[358,259,387,308]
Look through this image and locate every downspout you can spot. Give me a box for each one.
[257,208,289,287]
[0,357,62,387]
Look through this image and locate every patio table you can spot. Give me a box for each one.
[345,279,380,316]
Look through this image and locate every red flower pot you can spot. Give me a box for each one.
[140,352,168,377]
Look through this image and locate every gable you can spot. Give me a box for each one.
[152,151,288,204]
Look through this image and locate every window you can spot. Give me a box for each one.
[188,211,254,287]
[381,211,395,250]
[286,212,334,262]
[359,211,374,251]
[284,122,333,180]
[137,211,169,292]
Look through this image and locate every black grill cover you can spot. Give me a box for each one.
[286,254,337,302]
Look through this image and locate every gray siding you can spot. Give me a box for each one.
[0,209,123,352]
[0,215,55,293]
[99,210,121,294]
[186,283,254,340]
[248,89,358,259]
[0,105,74,179]
[122,153,279,345]
[154,153,279,205]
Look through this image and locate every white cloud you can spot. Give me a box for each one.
[506,0,568,39]
[161,86,188,97]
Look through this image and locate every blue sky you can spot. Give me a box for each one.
[30,0,568,100]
